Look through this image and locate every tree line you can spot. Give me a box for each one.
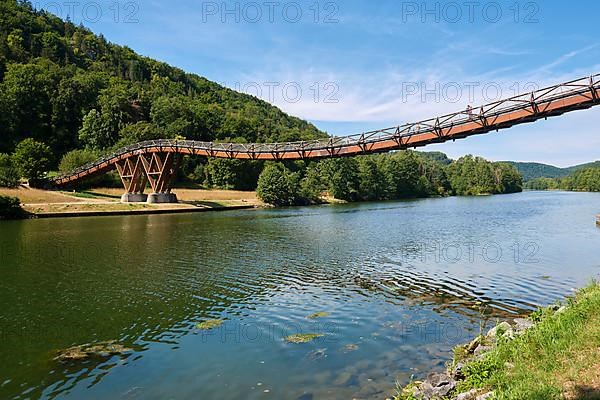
[525,168,600,192]
[256,153,523,206]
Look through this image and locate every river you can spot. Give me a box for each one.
[1,191,599,399]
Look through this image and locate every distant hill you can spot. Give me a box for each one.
[503,162,569,181]
[565,161,600,173]
[504,161,600,182]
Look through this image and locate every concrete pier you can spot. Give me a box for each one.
[121,193,148,203]
[121,192,178,204]
[147,193,178,204]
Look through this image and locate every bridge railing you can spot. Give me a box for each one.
[53,74,599,183]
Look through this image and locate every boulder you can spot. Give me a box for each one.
[513,318,534,333]
[476,391,494,400]
[453,389,479,400]
[487,322,511,339]
[501,327,515,340]
[451,361,467,380]
[474,345,493,357]
[420,372,457,399]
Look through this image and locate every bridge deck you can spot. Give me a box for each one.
[53,74,600,187]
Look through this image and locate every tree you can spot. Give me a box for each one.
[78,109,112,150]
[300,162,326,203]
[525,177,559,190]
[473,159,496,194]
[0,62,57,149]
[320,158,361,201]
[50,71,107,151]
[117,121,163,147]
[495,163,523,194]
[0,195,24,219]
[256,163,302,206]
[0,153,19,187]
[150,95,193,139]
[446,156,523,195]
[357,156,387,201]
[567,168,600,192]
[420,158,451,195]
[12,139,52,181]
[204,158,262,190]
[381,152,422,198]
[59,149,98,172]
[0,0,327,165]
[7,29,27,61]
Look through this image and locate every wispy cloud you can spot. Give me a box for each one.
[538,44,600,72]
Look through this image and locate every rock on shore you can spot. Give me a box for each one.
[396,313,543,400]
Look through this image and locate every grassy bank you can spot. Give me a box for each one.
[0,187,262,217]
[396,282,600,400]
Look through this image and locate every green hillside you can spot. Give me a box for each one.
[504,161,600,182]
[565,161,600,174]
[0,0,326,163]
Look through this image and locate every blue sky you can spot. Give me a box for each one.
[40,0,600,166]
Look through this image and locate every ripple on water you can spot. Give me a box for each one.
[1,192,600,399]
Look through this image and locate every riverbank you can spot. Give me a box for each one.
[394,282,600,400]
[0,187,262,218]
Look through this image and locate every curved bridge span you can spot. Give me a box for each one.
[53,74,600,203]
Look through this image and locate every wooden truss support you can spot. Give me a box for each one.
[115,157,147,194]
[139,152,180,194]
[115,153,180,194]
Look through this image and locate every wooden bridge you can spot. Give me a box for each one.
[53,74,600,203]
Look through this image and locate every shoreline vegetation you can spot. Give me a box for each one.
[0,150,524,219]
[393,282,600,400]
[254,152,522,207]
[524,167,600,192]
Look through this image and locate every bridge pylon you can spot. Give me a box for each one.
[116,153,180,203]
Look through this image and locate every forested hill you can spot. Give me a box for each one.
[504,161,600,181]
[0,0,326,163]
[566,161,600,173]
[503,162,569,181]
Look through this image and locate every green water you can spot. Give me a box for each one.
[1,191,599,399]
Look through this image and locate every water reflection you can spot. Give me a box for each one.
[0,192,599,399]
